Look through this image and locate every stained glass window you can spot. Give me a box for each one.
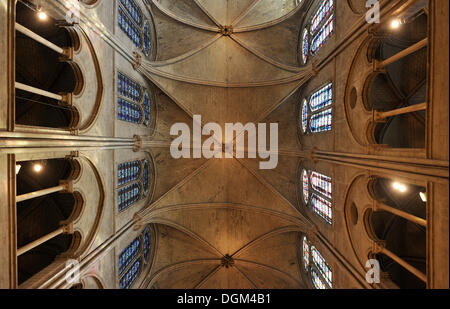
[118,98,142,124]
[301,99,308,133]
[116,157,151,212]
[311,268,327,289]
[118,6,142,48]
[119,236,141,274]
[119,258,142,289]
[142,160,150,195]
[302,170,309,204]
[302,0,334,58]
[117,72,153,127]
[310,0,334,34]
[311,14,334,55]
[143,22,152,57]
[311,246,332,287]
[118,0,153,57]
[302,29,309,64]
[309,83,333,112]
[118,183,141,212]
[143,91,151,127]
[301,169,332,224]
[301,83,333,135]
[311,171,332,199]
[118,226,153,289]
[311,194,333,224]
[303,236,310,270]
[118,72,142,103]
[301,237,332,289]
[119,0,143,27]
[143,227,151,262]
[310,108,332,133]
[118,161,141,187]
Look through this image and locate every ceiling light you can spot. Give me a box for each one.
[38,11,48,20]
[15,165,22,175]
[419,192,427,202]
[37,6,48,21]
[392,182,407,193]
[33,163,43,173]
[391,19,401,29]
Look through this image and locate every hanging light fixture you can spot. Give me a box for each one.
[36,5,48,21]
[390,18,403,29]
[392,182,407,193]
[33,162,43,173]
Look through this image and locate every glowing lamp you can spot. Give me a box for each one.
[33,163,43,173]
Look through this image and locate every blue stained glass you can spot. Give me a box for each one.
[143,226,151,262]
[142,160,150,194]
[120,0,143,27]
[118,6,142,48]
[311,246,332,287]
[118,182,141,212]
[118,72,142,102]
[310,0,334,35]
[143,91,151,126]
[119,236,141,274]
[304,83,333,135]
[118,98,142,124]
[311,171,332,199]
[301,99,308,133]
[119,258,142,289]
[143,22,151,57]
[118,161,141,187]
[310,83,333,112]
[302,29,309,64]
[311,194,332,224]
[311,14,334,55]
[310,108,332,133]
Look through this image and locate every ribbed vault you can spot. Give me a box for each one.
[139,0,313,289]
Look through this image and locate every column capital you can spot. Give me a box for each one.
[306,224,319,242]
[372,241,386,254]
[60,47,73,61]
[63,223,74,234]
[59,93,73,106]
[310,62,319,76]
[307,147,318,163]
[133,213,143,231]
[59,180,73,193]
[133,52,142,70]
[133,135,143,152]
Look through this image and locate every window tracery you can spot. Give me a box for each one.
[116,157,152,212]
[301,83,333,135]
[301,169,333,224]
[301,0,335,63]
[118,0,152,56]
[117,72,152,127]
[119,226,153,289]
[302,236,333,289]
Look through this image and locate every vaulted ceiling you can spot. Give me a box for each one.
[137,0,315,289]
